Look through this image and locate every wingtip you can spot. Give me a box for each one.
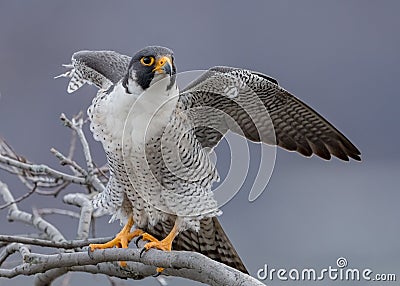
[318,153,332,161]
[331,152,361,162]
[313,149,362,162]
[349,153,362,162]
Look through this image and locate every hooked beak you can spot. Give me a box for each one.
[153,56,172,76]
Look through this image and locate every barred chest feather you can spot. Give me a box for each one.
[89,79,221,231]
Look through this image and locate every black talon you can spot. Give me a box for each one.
[87,247,94,258]
[140,247,147,258]
[153,271,161,277]
[135,235,143,248]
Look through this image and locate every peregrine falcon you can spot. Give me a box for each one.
[58,46,361,274]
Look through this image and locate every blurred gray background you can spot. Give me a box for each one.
[0,1,399,285]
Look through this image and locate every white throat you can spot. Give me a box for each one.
[127,77,179,147]
[88,74,179,152]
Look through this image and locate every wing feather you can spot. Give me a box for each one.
[179,66,361,161]
[56,51,130,93]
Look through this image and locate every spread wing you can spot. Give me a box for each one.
[178,66,361,161]
[56,50,130,93]
[57,52,361,161]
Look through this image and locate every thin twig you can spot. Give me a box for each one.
[51,147,87,176]
[0,137,25,162]
[0,183,37,210]
[67,129,77,160]
[17,175,64,194]
[93,162,110,180]
[0,164,20,175]
[0,155,86,185]
[37,208,81,219]
[60,113,94,174]
[0,235,113,249]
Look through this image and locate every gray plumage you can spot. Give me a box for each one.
[60,50,360,161]
[58,48,361,274]
[56,51,130,93]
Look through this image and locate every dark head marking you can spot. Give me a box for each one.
[122,46,176,92]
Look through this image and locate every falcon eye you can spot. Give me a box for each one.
[140,56,155,66]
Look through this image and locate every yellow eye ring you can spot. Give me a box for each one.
[140,56,155,66]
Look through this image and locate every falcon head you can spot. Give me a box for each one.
[122,46,176,94]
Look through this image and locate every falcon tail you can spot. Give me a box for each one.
[148,217,248,274]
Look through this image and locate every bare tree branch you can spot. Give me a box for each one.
[1,248,263,286]
[0,181,66,243]
[63,193,93,240]
[0,243,28,266]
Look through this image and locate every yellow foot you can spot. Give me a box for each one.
[142,234,173,252]
[138,233,170,272]
[138,224,178,274]
[89,228,144,250]
[89,217,143,267]
[145,235,174,273]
